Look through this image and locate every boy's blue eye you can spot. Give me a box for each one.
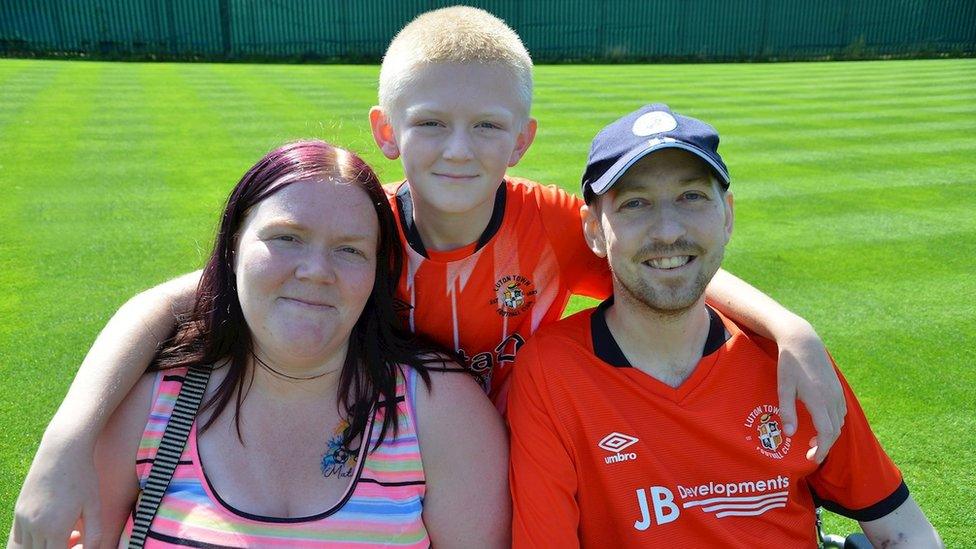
[477,121,501,129]
[620,198,645,210]
[276,235,298,242]
[682,191,708,201]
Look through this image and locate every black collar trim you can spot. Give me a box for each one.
[590,297,731,368]
[395,182,507,259]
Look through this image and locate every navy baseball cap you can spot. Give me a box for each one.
[581,104,730,202]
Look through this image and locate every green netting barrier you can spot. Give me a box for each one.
[2,0,973,62]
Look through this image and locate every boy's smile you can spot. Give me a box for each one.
[370,62,536,249]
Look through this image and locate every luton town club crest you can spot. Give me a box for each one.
[503,282,524,309]
[489,274,537,317]
[757,414,783,451]
[743,404,792,459]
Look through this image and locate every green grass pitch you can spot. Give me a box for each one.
[0,58,973,543]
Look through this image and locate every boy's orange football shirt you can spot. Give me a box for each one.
[508,300,907,548]
[389,178,612,405]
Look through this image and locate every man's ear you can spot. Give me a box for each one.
[723,191,734,244]
[508,117,538,167]
[369,106,400,160]
[581,203,607,258]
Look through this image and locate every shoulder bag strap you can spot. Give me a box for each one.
[127,364,211,548]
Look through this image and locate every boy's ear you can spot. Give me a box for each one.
[369,106,400,160]
[507,117,538,167]
[581,203,607,258]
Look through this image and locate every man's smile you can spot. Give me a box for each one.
[643,255,696,270]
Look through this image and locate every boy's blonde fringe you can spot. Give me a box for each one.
[379,6,533,115]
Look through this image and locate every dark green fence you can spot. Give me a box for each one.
[2,0,974,62]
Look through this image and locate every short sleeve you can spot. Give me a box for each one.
[508,340,582,549]
[534,183,612,300]
[807,368,909,521]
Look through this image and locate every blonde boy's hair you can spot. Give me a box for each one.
[379,6,534,117]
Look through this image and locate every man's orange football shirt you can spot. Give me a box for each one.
[389,178,611,404]
[508,300,907,548]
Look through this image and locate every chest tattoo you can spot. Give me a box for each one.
[321,418,357,479]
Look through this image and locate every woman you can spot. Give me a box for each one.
[89,140,508,547]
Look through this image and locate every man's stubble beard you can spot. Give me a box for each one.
[611,246,725,318]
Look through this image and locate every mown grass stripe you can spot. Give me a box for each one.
[0,60,106,508]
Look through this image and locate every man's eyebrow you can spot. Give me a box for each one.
[615,174,710,195]
[679,175,713,185]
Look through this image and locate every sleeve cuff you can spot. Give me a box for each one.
[814,480,910,522]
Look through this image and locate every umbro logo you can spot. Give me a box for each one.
[599,432,639,464]
[599,432,639,452]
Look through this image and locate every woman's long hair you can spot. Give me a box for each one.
[153,140,439,452]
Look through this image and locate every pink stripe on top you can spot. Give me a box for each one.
[120,367,428,548]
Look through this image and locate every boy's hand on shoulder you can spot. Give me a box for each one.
[774,319,846,463]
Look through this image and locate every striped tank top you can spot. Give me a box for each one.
[119,366,429,548]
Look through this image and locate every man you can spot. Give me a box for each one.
[507,104,942,547]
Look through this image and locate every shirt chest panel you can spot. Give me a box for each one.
[558,357,820,546]
[397,225,569,388]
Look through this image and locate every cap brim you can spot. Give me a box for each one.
[589,137,730,196]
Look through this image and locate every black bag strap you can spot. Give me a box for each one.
[127,364,211,549]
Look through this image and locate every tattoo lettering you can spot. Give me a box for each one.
[321,418,357,478]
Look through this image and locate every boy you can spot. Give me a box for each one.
[11,7,844,547]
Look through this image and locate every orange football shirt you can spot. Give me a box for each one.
[388,178,612,405]
[508,300,907,548]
